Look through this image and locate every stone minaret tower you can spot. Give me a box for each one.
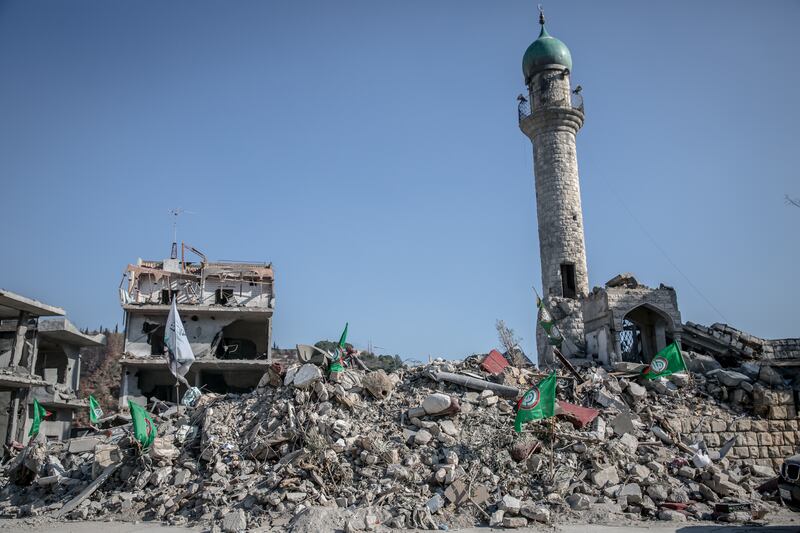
[518,11,588,365]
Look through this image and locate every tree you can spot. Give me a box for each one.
[495,320,528,367]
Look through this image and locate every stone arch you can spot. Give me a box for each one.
[618,303,677,363]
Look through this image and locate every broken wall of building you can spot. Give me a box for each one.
[537,297,584,367]
[120,362,266,408]
[683,322,800,362]
[583,282,682,365]
[133,275,272,309]
[124,313,269,359]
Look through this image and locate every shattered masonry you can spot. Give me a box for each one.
[1,350,798,530]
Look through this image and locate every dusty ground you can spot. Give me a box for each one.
[1,514,799,533]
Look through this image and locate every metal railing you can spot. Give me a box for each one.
[517,92,584,123]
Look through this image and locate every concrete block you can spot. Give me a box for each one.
[731,447,749,459]
[734,419,751,431]
[68,437,101,454]
[710,420,726,433]
[768,405,796,419]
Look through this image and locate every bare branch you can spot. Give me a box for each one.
[785,194,800,209]
[495,320,528,366]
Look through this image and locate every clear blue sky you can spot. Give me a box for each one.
[1,1,798,361]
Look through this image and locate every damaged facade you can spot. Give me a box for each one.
[118,249,276,406]
[0,289,104,452]
[583,274,683,365]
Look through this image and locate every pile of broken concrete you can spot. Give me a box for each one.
[0,353,790,532]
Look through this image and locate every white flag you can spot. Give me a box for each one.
[164,298,194,382]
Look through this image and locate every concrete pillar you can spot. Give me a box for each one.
[119,367,129,409]
[73,352,82,392]
[655,322,667,352]
[9,312,30,368]
[266,316,273,363]
[28,334,39,376]
[4,390,20,446]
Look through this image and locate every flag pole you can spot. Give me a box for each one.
[548,415,555,478]
[675,339,694,388]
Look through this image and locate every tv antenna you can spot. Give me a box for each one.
[168,208,195,259]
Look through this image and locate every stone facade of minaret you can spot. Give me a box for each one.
[518,13,588,366]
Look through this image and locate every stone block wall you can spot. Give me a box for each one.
[603,286,682,335]
[753,387,797,419]
[684,322,800,361]
[537,296,584,367]
[664,412,799,470]
[726,418,799,469]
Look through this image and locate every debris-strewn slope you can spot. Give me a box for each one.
[0,355,789,532]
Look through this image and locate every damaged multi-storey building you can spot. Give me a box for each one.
[0,289,105,453]
[118,247,276,406]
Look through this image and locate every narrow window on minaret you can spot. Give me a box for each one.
[560,264,577,299]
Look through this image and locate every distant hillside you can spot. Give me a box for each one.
[79,331,124,416]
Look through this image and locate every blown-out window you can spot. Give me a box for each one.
[560,263,576,299]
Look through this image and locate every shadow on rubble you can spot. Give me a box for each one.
[677,526,800,533]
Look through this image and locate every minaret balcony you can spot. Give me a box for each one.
[517,92,584,123]
[518,93,584,136]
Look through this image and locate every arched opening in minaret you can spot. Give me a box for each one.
[619,304,675,363]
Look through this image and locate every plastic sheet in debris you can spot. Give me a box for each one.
[182,387,202,407]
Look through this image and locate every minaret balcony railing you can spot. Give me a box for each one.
[517,93,584,124]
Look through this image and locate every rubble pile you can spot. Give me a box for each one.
[0,355,791,531]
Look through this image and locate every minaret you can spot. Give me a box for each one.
[518,10,588,364]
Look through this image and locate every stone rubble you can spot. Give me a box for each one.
[0,353,794,531]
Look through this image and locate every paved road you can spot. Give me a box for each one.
[2,518,799,532]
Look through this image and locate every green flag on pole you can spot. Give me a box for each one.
[338,323,348,349]
[536,298,563,347]
[514,372,557,432]
[128,400,157,450]
[329,323,348,373]
[89,395,104,424]
[28,398,48,437]
[641,341,686,380]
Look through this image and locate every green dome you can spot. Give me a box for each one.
[522,24,572,80]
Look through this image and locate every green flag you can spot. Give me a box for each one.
[536,298,563,347]
[329,323,348,373]
[514,372,557,432]
[28,398,48,437]
[128,400,157,450]
[642,341,686,380]
[89,395,104,424]
[338,322,348,349]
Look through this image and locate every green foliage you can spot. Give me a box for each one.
[314,340,353,353]
[313,341,404,372]
[358,352,403,372]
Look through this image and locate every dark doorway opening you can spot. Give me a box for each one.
[142,322,166,355]
[619,305,674,363]
[560,263,577,299]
